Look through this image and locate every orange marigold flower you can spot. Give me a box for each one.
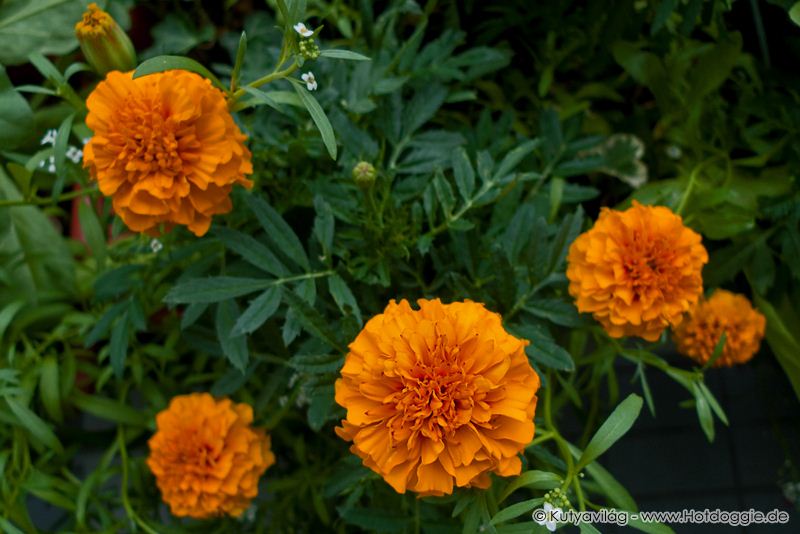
[335,299,540,496]
[83,70,253,237]
[673,290,766,367]
[566,201,708,341]
[147,393,275,518]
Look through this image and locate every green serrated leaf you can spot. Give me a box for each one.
[513,323,575,371]
[233,287,282,335]
[216,299,249,372]
[452,147,475,201]
[109,312,129,379]
[283,289,344,351]
[214,226,288,277]
[244,194,310,270]
[165,277,273,304]
[327,274,362,325]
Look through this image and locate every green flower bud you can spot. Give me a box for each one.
[352,161,376,189]
[75,3,137,75]
[299,38,321,60]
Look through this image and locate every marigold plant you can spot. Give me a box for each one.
[3,0,800,531]
[673,290,766,367]
[147,393,275,518]
[82,70,253,236]
[566,201,708,341]
[335,299,540,496]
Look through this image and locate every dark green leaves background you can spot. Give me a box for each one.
[1,0,799,532]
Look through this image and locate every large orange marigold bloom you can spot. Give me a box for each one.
[335,299,540,496]
[147,393,274,518]
[566,201,708,341]
[673,290,766,367]
[83,70,253,236]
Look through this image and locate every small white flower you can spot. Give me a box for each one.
[534,503,562,532]
[43,155,56,173]
[243,504,257,522]
[665,144,682,160]
[301,71,318,91]
[149,238,163,253]
[293,22,313,37]
[41,129,57,146]
[66,146,83,163]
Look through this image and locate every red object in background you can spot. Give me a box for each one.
[69,183,105,245]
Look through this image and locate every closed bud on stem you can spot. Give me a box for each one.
[352,161,376,189]
[75,3,136,75]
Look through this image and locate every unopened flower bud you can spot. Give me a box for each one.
[352,161,376,189]
[75,3,136,75]
[299,38,321,60]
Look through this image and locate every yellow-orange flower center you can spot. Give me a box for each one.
[118,100,183,175]
[391,333,482,442]
[75,3,113,37]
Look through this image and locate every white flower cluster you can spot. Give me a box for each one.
[38,129,87,173]
[294,22,319,91]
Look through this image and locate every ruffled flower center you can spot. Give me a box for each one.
[115,99,184,176]
[389,333,478,442]
[621,234,675,290]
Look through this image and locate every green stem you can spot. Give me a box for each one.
[506,273,562,321]
[675,167,698,216]
[274,270,335,286]
[543,371,575,489]
[232,62,300,100]
[422,177,498,239]
[676,158,722,217]
[525,153,561,203]
[528,430,555,447]
[118,428,160,534]
[59,83,88,114]
[0,186,98,209]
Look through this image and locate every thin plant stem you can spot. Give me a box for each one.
[0,186,98,209]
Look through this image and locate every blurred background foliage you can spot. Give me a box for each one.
[0,0,799,532]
